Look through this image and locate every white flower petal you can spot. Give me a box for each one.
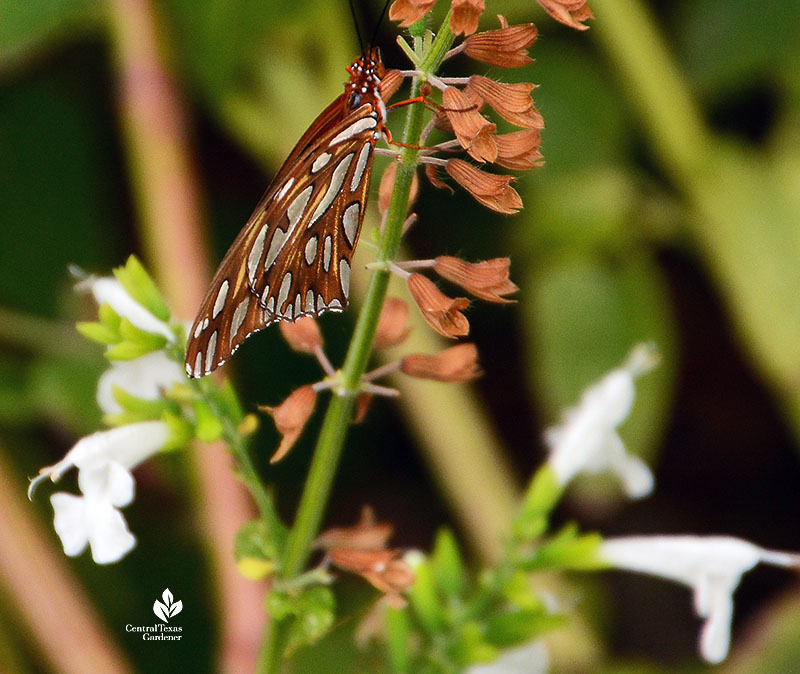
[84,277,173,341]
[50,492,90,557]
[87,502,137,564]
[72,422,169,473]
[78,462,135,507]
[464,641,549,674]
[97,351,184,414]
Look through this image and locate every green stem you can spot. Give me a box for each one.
[257,15,456,673]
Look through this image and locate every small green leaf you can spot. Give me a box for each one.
[111,384,177,420]
[408,556,444,634]
[97,302,121,331]
[522,523,606,571]
[485,610,564,648]
[449,621,497,667]
[192,398,223,442]
[76,321,120,345]
[161,411,194,451]
[105,319,167,359]
[501,571,542,612]
[384,605,411,673]
[514,466,561,541]
[113,255,170,322]
[431,528,464,599]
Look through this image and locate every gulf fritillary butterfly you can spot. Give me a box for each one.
[185,47,390,378]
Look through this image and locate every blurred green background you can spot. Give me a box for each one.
[2,0,800,672]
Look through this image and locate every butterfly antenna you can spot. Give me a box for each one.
[348,0,365,54]
[370,0,392,50]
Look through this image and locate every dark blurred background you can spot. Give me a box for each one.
[2,0,800,672]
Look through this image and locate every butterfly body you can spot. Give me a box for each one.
[186,48,387,378]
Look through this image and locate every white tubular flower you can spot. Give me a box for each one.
[51,462,137,564]
[545,343,658,497]
[28,421,170,498]
[464,641,549,674]
[81,276,174,341]
[601,536,800,664]
[97,351,185,414]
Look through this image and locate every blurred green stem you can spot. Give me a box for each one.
[592,0,800,434]
[257,16,456,673]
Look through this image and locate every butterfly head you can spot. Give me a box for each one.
[345,47,385,112]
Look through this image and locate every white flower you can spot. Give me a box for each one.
[545,343,658,498]
[464,641,549,674]
[97,351,185,414]
[80,276,173,341]
[601,535,800,663]
[51,462,137,564]
[28,421,169,498]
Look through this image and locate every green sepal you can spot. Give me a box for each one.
[113,255,170,322]
[449,621,497,667]
[98,302,122,331]
[407,555,444,634]
[76,321,120,345]
[485,610,565,648]
[521,523,606,571]
[514,466,562,542]
[384,604,411,673]
[192,398,223,442]
[104,319,167,360]
[164,383,199,404]
[501,571,543,612]
[431,528,464,599]
[111,384,178,420]
[161,411,194,451]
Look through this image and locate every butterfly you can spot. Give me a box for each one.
[185,47,392,378]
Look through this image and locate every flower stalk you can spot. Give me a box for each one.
[257,14,456,673]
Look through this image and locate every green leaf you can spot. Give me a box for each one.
[514,466,561,542]
[407,556,445,634]
[431,528,465,599]
[76,320,119,345]
[522,523,606,572]
[105,319,168,360]
[97,301,121,331]
[160,411,194,451]
[287,586,335,653]
[501,571,543,612]
[192,398,223,442]
[485,610,565,648]
[113,255,170,322]
[111,384,177,419]
[384,605,411,673]
[449,621,497,667]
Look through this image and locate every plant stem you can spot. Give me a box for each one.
[257,15,456,673]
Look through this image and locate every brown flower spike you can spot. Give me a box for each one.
[445,159,522,214]
[536,0,594,30]
[374,297,411,349]
[279,316,323,354]
[464,16,538,68]
[466,76,544,129]
[401,343,482,382]
[450,0,485,36]
[259,385,317,463]
[407,273,470,338]
[389,0,435,27]
[434,256,519,303]
[443,87,497,163]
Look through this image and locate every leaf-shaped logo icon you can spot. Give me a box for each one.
[153,599,170,623]
[168,600,183,618]
[162,588,174,605]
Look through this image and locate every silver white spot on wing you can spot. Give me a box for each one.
[311,152,332,173]
[317,294,327,311]
[342,203,359,247]
[277,272,292,311]
[193,321,204,339]
[294,294,302,316]
[230,296,250,347]
[350,143,371,191]
[304,236,318,265]
[205,331,218,374]
[323,235,332,272]
[202,318,210,331]
[248,227,267,282]
[212,280,229,319]
[194,352,203,377]
[308,154,353,227]
[306,289,315,312]
[267,296,275,313]
[329,299,343,310]
[276,177,295,201]
[339,259,351,297]
[330,116,377,145]
[264,185,314,270]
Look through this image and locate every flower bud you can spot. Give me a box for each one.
[279,316,323,354]
[445,159,522,214]
[464,16,538,68]
[407,273,470,338]
[401,344,481,382]
[259,385,317,463]
[434,256,518,303]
